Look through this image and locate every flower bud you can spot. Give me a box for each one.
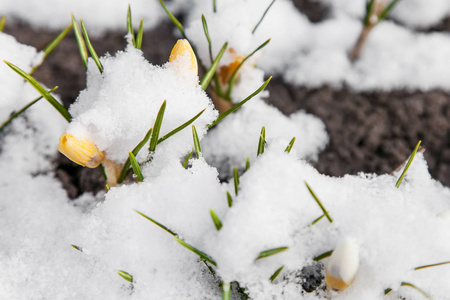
[58,133,105,168]
[169,39,198,77]
[326,237,359,290]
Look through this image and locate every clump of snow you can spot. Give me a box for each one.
[66,44,218,164]
[0,0,165,35]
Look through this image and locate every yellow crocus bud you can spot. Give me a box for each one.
[326,237,359,291]
[169,39,198,77]
[58,133,105,168]
[218,48,245,86]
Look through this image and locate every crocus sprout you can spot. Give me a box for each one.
[326,237,359,291]
[58,133,105,168]
[169,39,198,77]
[349,0,400,60]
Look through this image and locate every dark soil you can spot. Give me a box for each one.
[3,3,450,197]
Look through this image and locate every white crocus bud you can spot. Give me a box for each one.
[326,237,359,290]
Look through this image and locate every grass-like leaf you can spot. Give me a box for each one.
[192,125,202,158]
[183,149,194,168]
[285,137,296,153]
[135,210,178,236]
[0,16,5,32]
[270,265,284,282]
[118,128,152,183]
[414,261,450,271]
[222,282,231,300]
[4,61,71,122]
[175,237,217,267]
[396,140,421,188]
[71,14,88,69]
[71,244,82,252]
[202,15,213,63]
[159,0,186,39]
[128,152,143,182]
[213,0,217,13]
[200,42,228,91]
[31,23,73,74]
[379,0,400,21]
[399,282,431,299]
[210,209,223,230]
[157,108,205,145]
[252,0,276,34]
[80,20,103,73]
[305,181,333,223]
[233,167,239,196]
[149,101,166,152]
[311,214,325,225]
[256,247,289,260]
[225,38,271,100]
[208,76,272,129]
[257,126,266,156]
[117,270,133,283]
[0,87,58,132]
[226,191,233,208]
[127,5,136,47]
[245,156,250,171]
[313,250,333,262]
[136,19,144,49]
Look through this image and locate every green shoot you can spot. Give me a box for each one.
[202,15,214,63]
[118,128,152,183]
[285,137,296,153]
[136,19,144,49]
[183,149,194,168]
[192,125,202,158]
[414,260,450,271]
[222,282,231,300]
[245,156,250,171]
[225,38,271,100]
[0,16,5,32]
[71,14,88,69]
[213,0,217,13]
[159,0,186,39]
[106,184,110,191]
[226,191,233,208]
[201,42,228,91]
[252,0,276,34]
[256,247,289,260]
[233,167,239,196]
[313,250,333,262]
[4,61,71,122]
[149,101,167,152]
[157,108,206,145]
[257,126,266,156]
[311,214,325,225]
[175,237,217,267]
[379,0,400,21]
[117,270,133,283]
[396,140,422,188]
[385,282,431,299]
[364,0,375,26]
[128,152,143,182]
[135,210,178,236]
[208,76,272,129]
[31,23,73,74]
[0,87,58,132]
[71,244,82,252]
[127,5,136,47]
[305,181,333,223]
[80,20,103,73]
[210,209,223,230]
[270,266,284,282]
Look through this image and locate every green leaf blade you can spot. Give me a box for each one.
[313,250,333,262]
[222,282,231,300]
[270,265,284,282]
[396,140,422,188]
[226,191,233,208]
[285,137,296,153]
[200,42,228,90]
[256,247,289,260]
[208,76,272,129]
[183,149,194,168]
[257,126,266,156]
[192,125,202,158]
[175,236,217,267]
[157,108,206,145]
[80,19,103,73]
[0,16,5,32]
[149,101,167,152]
[117,270,133,283]
[4,61,71,122]
[159,0,186,39]
[233,167,239,196]
[71,14,88,69]
[136,19,144,49]
[305,181,333,223]
[127,5,136,47]
[128,152,143,182]
[135,210,178,236]
[252,0,276,34]
[210,209,223,231]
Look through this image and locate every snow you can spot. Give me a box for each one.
[1,0,450,299]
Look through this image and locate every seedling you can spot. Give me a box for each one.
[183,149,194,168]
[269,266,284,282]
[128,152,143,182]
[226,191,233,207]
[117,270,133,283]
[285,137,296,153]
[396,140,422,188]
[192,125,202,158]
[349,0,400,60]
[210,209,223,230]
[257,126,266,156]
